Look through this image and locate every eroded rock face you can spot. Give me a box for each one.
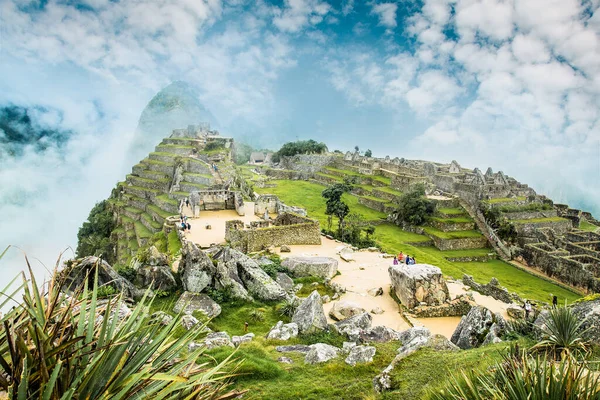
[450,306,506,349]
[282,257,339,279]
[359,326,401,343]
[276,344,311,353]
[136,265,177,291]
[173,291,222,317]
[572,299,600,344]
[388,264,449,309]
[276,272,295,293]
[63,256,144,299]
[146,246,169,266]
[266,321,299,341]
[180,241,215,293]
[345,345,376,366]
[329,301,366,321]
[334,312,373,341]
[232,333,255,347]
[507,305,525,319]
[151,311,174,326]
[292,291,328,334]
[181,315,199,330]
[304,343,340,364]
[202,332,234,350]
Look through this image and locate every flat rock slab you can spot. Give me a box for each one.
[173,291,222,317]
[276,344,311,353]
[282,257,338,279]
[305,343,341,364]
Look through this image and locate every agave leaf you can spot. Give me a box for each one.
[17,357,28,400]
[42,359,63,400]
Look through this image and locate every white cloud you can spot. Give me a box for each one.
[272,0,331,33]
[511,34,551,63]
[371,2,398,31]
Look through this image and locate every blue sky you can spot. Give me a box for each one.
[0,0,599,274]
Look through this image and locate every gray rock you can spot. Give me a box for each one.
[282,257,339,279]
[280,245,291,252]
[334,312,373,340]
[304,343,341,364]
[292,291,328,334]
[232,333,255,347]
[276,344,311,353]
[342,341,357,354]
[235,255,287,301]
[359,326,401,343]
[345,345,376,366]
[397,327,431,357]
[572,299,600,344]
[63,256,144,299]
[371,307,384,315]
[321,295,331,304]
[329,301,366,321]
[507,305,525,319]
[136,265,177,291]
[276,272,295,293]
[339,248,354,262]
[173,291,222,317]
[180,241,214,293]
[389,264,449,309]
[203,332,234,349]
[266,321,299,341]
[368,287,384,297]
[278,356,294,364]
[181,314,199,330]
[450,306,506,349]
[150,311,174,326]
[146,245,169,266]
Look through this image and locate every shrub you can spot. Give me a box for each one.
[205,285,235,304]
[249,308,266,322]
[0,250,236,399]
[392,184,435,226]
[115,264,136,282]
[76,200,116,263]
[504,318,536,340]
[532,306,590,360]
[279,297,300,318]
[96,284,117,298]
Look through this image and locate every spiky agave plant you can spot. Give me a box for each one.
[533,305,590,360]
[0,247,239,399]
[429,348,600,400]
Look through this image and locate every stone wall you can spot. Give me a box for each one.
[357,196,389,214]
[428,235,488,251]
[462,275,516,303]
[503,210,558,220]
[522,243,600,292]
[514,219,572,236]
[254,194,279,215]
[280,154,338,173]
[428,220,476,232]
[390,174,427,192]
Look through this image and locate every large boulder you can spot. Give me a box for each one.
[276,344,311,353]
[136,265,177,291]
[359,326,402,343]
[451,306,506,349]
[572,298,600,344]
[173,291,222,317]
[304,343,341,364]
[146,246,169,266]
[62,256,144,299]
[388,264,449,309]
[334,312,372,341]
[329,301,366,321]
[232,333,255,347]
[180,241,215,293]
[345,345,376,366]
[292,290,328,334]
[276,272,295,293]
[266,321,299,341]
[282,257,338,279]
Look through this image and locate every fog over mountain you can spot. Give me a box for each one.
[0,0,599,286]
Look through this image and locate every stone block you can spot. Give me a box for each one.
[388,264,449,309]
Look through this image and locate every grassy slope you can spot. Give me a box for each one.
[580,220,599,232]
[258,180,580,303]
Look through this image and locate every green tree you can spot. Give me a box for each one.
[364,149,372,157]
[322,183,352,234]
[271,139,328,163]
[354,145,359,152]
[76,200,116,263]
[393,184,435,226]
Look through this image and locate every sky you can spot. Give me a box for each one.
[0,0,599,282]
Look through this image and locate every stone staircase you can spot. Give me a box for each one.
[458,198,512,260]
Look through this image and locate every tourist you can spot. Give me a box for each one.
[405,255,410,265]
[524,300,532,319]
[552,295,558,308]
[186,222,191,231]
[186,197,190,207]
[180,221,187,231]
[398,251,404,261]
[393,256,398,265]
[244,321,249,333]
[410,257,416,265]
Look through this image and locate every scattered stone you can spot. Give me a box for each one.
[329,301,366,321]
[232,333,255,347]
[146,246,169,266]
[332,293,340,300]
[180,314,199,330]
[507,305,525,319]
[450,306,506,349]
[276,344,311,354]
[292,291,328,334]
[334,312,373,341]
[276,272,295,293]
[321,295,331,304]
[367,287,384,297]
[370,307,384,315]
[304,343,341,364]
[367,247,378,252]
[311,282,319,287]
[278,356,294,364]
[203,332,234,349]
[280,245,291,252]
[267,246,276,254]
[329,282,346,294]
[173,291,222,317]
[339,248,354,262]
[571,298,600,344]
[342,342,357,354]
[282,257,339,279]
[206,225,212,230]
[266,321,299,341]
[462,274,514,304]
[411,294,475,318]
[359,326,401,343]
[345,345,376,366]
[150,311,173,326]
[235,255,287,301]
[388,264,449,309]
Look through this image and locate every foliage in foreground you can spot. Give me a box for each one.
[430,347,600,400]
[533,305,590,360]
[0,250,236,400]
[76,200,116,263]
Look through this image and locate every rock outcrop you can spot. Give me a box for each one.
[450,306,506,349]
[389,263,449,309]
[173,291,222,317]
[359,326,402,343]
[276,272,295,293]
[136,265,177,292]
[329,301,366,321]
[232,333,255,347]
[179,241,215,293]
[304,343,341,364]
[572,298,600,344]
[334,312,373,341]
[292,290,328,333]
[282,257,338,279]
[266,321,299,341]
[345,345,376,366]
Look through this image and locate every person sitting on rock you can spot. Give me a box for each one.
[405,255,411,265]
[393,256,398,265]
[398,251,404,261]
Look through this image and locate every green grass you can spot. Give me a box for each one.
[579,220,599,232]
[422,227,484,239]
[429,216,474,224]
[512,217,568,224]
[483,196,526,204]
[134,221,153,238]
[254,180,387,223]
[147,204,173,219]
[143,158,171,166]
[156,144,195,150]
[315,172,343,182]
[372,186,403,196]
[141,212,162,230]
[324,167,391,185]
[437,207,467,215]
[183,172,213,179]
[127,174,170,184]
[155,194,179,206]
[124,206,143,215]
[125,185,161,195]
[167,229,182,258]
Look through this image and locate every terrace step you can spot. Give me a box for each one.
[149,152,179,164]
[126,175,170,191]
[137,169,170,181]
[122,185,160,201]
[154,144,195,156]
[182,172,213,185]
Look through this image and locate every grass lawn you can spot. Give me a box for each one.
[512,217,568,224]
[429,216,474,224]
[580,220,599,232]
[483,196,526,204]
[437,207,467,215]
[254,180,387,223]
[422,227,484,239]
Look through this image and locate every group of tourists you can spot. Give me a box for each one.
[392,251,416,265]
[180,215,191,232]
